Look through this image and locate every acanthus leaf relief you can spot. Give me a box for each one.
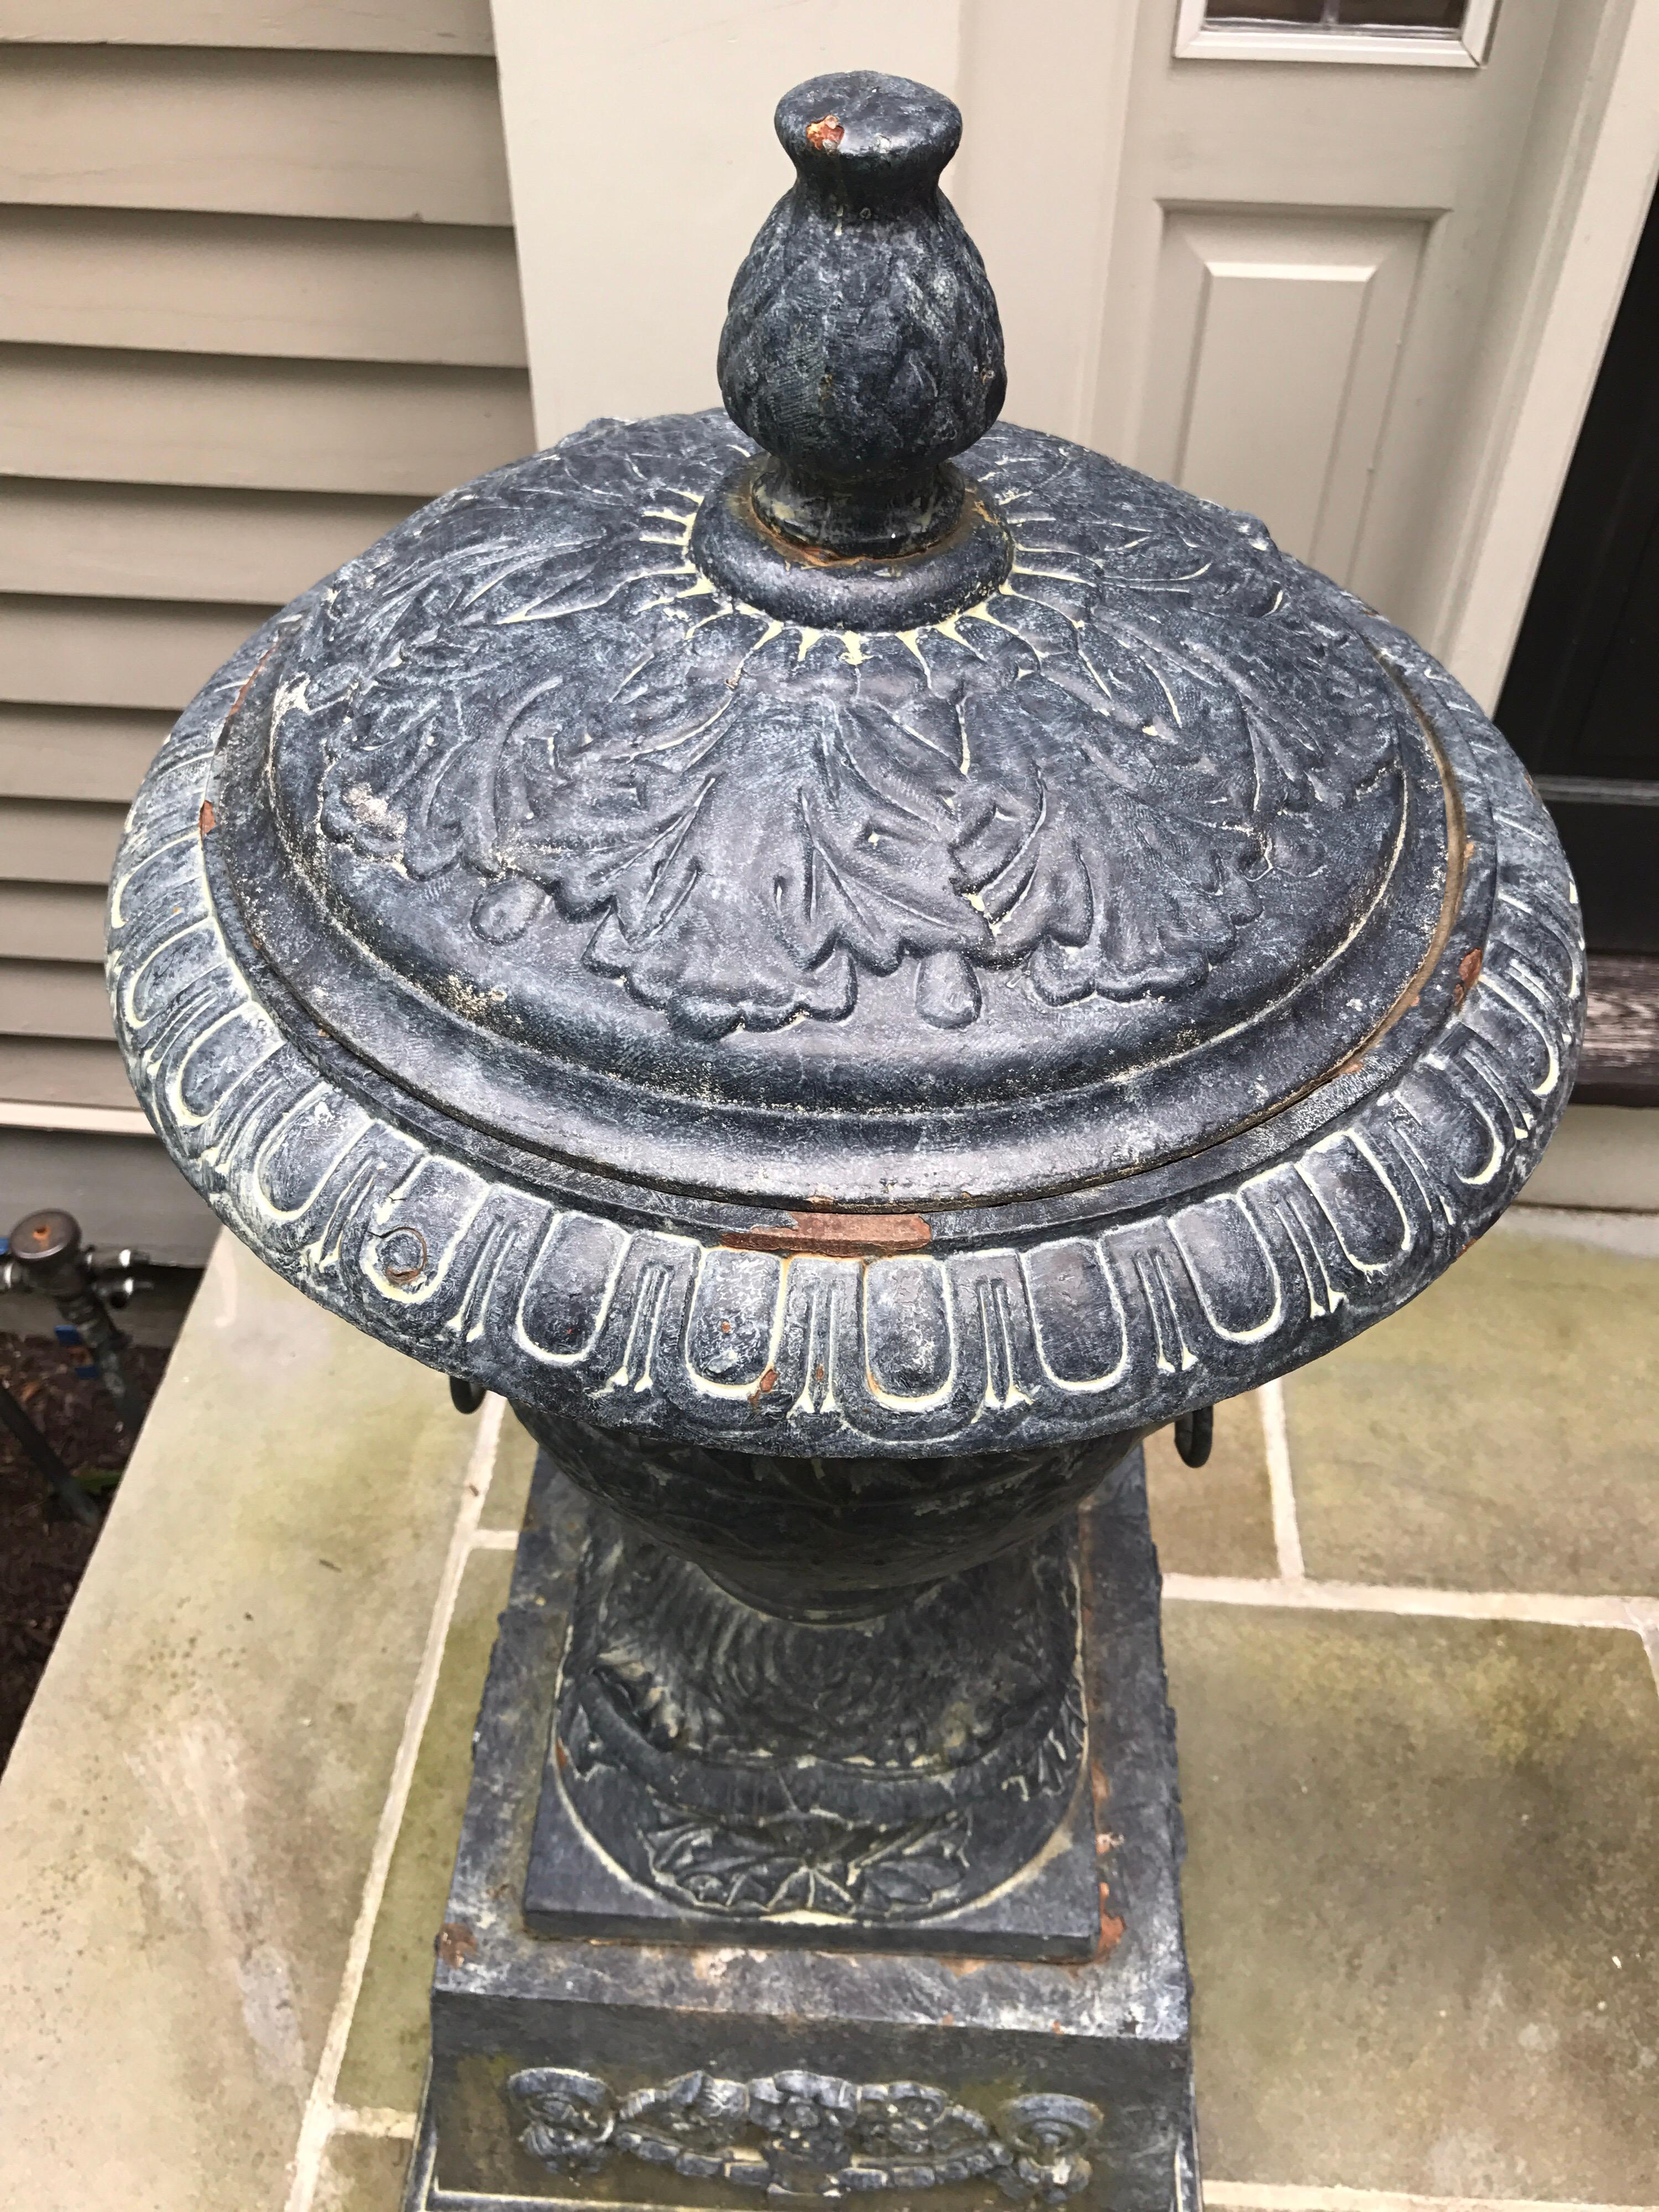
[287,415,1403,1039]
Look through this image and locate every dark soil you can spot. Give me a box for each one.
[0,1333,169,1771]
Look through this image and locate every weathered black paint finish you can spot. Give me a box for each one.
[106,69,1580,2212]
[521,1408,1138,1613]
[531,1499,1102,1953]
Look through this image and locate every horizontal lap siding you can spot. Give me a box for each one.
[0,1037,157,1113]
[0,208,528,364]
[0,48,513,223]
[0,801,129,884]
[0,348,534,493]
[0,707,176,802]
[3,481,424,602]
[0,19,529,1232]
[0,959,116,1041]
[2,3,495,51]
[0,885,109,965]
[0,598,281,711]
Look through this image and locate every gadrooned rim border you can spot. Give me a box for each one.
[108,602,1584,1459]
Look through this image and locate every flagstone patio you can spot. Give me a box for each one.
[1,1197,1655,2212]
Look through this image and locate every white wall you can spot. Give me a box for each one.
[489,0,1133,445]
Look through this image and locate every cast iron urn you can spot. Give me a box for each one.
[108,70,1582,2212]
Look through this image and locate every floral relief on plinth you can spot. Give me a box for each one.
[507,2064,1106,2202]
[613,1662,1085,1923]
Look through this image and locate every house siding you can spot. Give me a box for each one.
[0,3,530,1258]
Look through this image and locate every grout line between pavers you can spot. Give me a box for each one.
[1204,2183,1659,2212]
[330,2104,418,2141]
[1258,1378,1305,1580]
[284,1392,507,2212]
[1164,1573,1659,1632]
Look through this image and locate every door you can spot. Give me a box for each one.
[491,0,1647,686]
[1089,0,1564,655]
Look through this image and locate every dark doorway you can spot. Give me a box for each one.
[1498,178,1659,953]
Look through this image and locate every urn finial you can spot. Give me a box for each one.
[691,71,1013,626]
[717,71,1006,560]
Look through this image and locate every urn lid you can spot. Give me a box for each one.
[190,71,1475,1212]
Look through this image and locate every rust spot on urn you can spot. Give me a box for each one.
[436,1920,477,1968]
[197,799,216,834]
[723,1212,932,1261]
[225,641,276,726]
[805,113,844,152]
[1453,945,1484,1009]
[748,1365,779,1407]
[380,1225,429,1286]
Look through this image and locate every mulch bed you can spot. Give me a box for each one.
[1,1333,169,1771]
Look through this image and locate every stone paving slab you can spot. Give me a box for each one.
[316,2130,413,2211]
[1166,1603,1659,2203]
[1146,1389,1279,1580]
[335,1545,516,2118]
[0,1237,487,2212]
[479,1406,538,1532]
[1287,1212,1659,1597]
[1517,1105,1659,1214]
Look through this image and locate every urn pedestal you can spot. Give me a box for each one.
[103,65,1582,2212]
[406,1446,1197,2212]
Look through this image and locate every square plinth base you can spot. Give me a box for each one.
[408,1446,1198,2212]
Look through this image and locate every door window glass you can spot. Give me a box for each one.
[1203,2,1324,19]
[1203,2,1466,23]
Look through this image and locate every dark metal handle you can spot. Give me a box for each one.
[1173,1407,1214,1469]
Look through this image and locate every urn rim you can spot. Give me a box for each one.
[106,601,1582,1457]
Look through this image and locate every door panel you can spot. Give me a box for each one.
[1142,208,1425,571]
